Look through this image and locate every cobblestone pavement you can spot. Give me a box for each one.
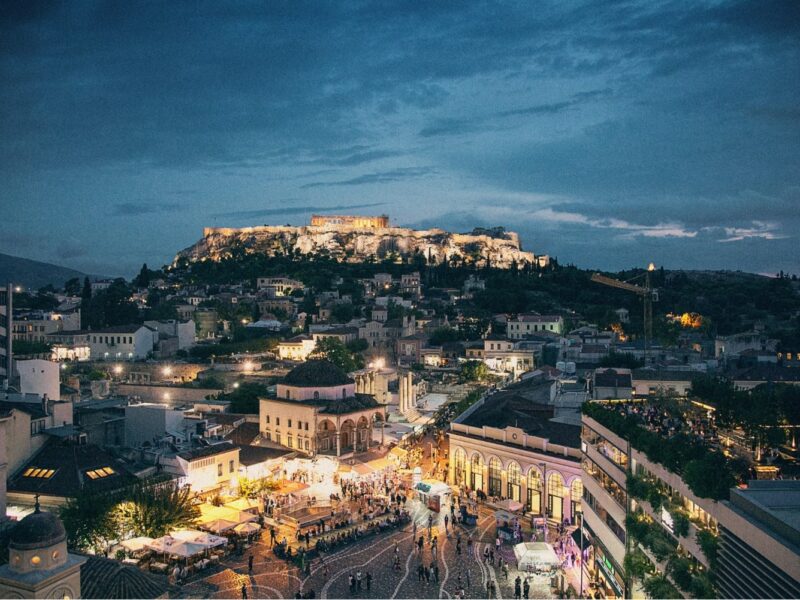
[179,500,569,599]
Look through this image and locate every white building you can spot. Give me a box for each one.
[17,360,60,402]
[161,442,240,494]
[256,276,304,297]
[143,319,196,349]
[124,403,195,447]
[87,324,155,360]
[507,314,564,339]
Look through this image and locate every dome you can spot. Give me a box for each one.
[9,508,67,551]
[283,359,352,387]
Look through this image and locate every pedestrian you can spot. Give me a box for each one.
[270,527,276,547]
[434,564,439,583]
[444,514,449,532]
[424,565,430,583]
[515,576,522,600]
[418,535,424,554]
[248,554,254,574]
[323,565,329,580]
[523,577,530,599]
[418,564,425,581]
[456,539,461,555]
[413,521,417,539]
[348,574,355,594]
[366,572,372,592]
[489,548,495,566]
[241,584,248,599]
[466,569,471,588]
[356,570,362,591]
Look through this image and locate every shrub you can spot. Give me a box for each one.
[671,511,690,538]
[644,575,682,599]
[667,555,693,591]
[696,529,719,568]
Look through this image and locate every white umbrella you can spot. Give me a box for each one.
[514,542,560,572]
[171,530,227,548]
[120,536,154,552]
[233,522,261,535]
[167,541,207,559]
[200,518,239,533]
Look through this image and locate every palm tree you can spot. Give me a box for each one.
[125,480,200,538]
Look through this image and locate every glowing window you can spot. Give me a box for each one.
[85,467,115,479]
[22,467,55,478]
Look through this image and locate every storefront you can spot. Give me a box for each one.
[589,537,625,599]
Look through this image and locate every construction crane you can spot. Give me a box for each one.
[591,263,659,360]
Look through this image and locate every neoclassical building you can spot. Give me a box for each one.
[448,386,583,523]
[259,360,386,457]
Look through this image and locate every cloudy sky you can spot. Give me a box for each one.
[1,1,798,277]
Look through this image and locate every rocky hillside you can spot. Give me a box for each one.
[174,224,547,269]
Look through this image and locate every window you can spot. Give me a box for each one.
[287,435,293,448]
[453,448,466,485]
[288,419,292,428]
[488,457,502,497]
[217,463,223,477]
[276,418,280,426]
[507,462,521,501]
[313,391,320,400]
[30,420,45,435]
[304,422,309,431]
[85,467,115,479]
[229,460,234,473]
[304,439,310,451]
[22,467,56,479]
[265,415,270,424]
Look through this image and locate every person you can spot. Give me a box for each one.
[349,574,355,594]
[356,570,362,591]
[241,584,248,599]
[444,513,449,533]
[523,577,530,599]
[418,535,424,554]
[270,527,276,547]
[433,564,439,583]
[413,521,417,539]
[515,576,522,600]
[418,564,425,581]
[466,569,471,589]
[248,554,254,574]
[456,538,462,555]
[366,572,372,592]
[323,564,329,580]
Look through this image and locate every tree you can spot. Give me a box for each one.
[217,382,270,414]
[123,480,200,537]
[59,487,120,554]
[64,277,81,296]
[643,575,682,599]
[133,263,151,288]
[310,337,363,372]
[428,327,463,346]
[460,360,489,382]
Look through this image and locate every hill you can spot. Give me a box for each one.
[0,252,96,290]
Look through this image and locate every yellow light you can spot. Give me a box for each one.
[113,365,123,375]
[243,361,254,372]
[648,262,656,271]
[162,366,173,376]
[233,382,240,389]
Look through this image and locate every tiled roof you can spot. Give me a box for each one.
[80,555,169,599]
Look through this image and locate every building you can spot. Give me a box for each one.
[310,214,389,229]
[1,286,10,384]
[483,337,536,377]
[143,319,196,350]
[6,440,137,507]
[0,506,85,599]
[45,330,91,362]
[448,382,583,523]
[507,314,564,339]
[86,324,155,360]
[311,326,359,346]
[581,402,800,599]
[277,335,316,361]
[631,368,695,397]
[259,360,386,456]
[715,331,777,360]
[17,360,60,402]
[256,276,304,297]
[193,308,218,339]
[591,368,632,400]
[124,403,195,447]
[161,441,240,495]
[717,481,800,599]
[400,272,422,298]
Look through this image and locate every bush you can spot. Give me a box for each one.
[667,555,693,591]
[691,573,716,599]
[696,529,719,568]
[671,511,690,538]
[644,575,682,599]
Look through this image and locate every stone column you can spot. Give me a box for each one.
[336,432,341,457]
[380,416,385,446]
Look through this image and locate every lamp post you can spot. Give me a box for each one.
[579,511,585,597]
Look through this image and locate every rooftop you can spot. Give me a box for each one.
[461,388,581,449]
[283,359,353,387]
[176,441,237,461]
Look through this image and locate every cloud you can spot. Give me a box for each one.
[301,167,434,188]
[529,208,698,239]
[111,202,182,216]
[212,202,386,219]
[719,221,787,242]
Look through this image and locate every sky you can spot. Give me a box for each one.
[1,1,798,277]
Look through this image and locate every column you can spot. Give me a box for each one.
[336,432,341,457]
[380,417,385,446]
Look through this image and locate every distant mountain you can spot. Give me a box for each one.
[0,252,100,290]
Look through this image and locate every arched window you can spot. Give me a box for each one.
[342,388,347,398]
[527,468,542,514]
[313,391,320,400]
[571,479,583,514]
[507,462,521,502]
[470,453,484,491]
[548,472,565,521]
[453,448,466,485]
[488,457,502,497]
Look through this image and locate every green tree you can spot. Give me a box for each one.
[217,382,270,414]
[64,277,81,296]
[460,360,489,382]
[124,481,199,537]
[310,337,363,372]
[59,488,120,554]
[133,263,151,288]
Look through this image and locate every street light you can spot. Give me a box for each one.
[113,365,123,376]
[233,382,240,389]
[162,365,173,377]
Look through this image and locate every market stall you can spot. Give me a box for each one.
[414,479,451,512]
[514,542,561,574]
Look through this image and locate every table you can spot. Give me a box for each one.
[150,562,169,573]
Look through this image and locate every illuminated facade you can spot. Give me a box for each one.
[310,214,389,229]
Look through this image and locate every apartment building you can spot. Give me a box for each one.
[581,403,800,599]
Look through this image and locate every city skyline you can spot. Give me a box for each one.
[1,1,798,277]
